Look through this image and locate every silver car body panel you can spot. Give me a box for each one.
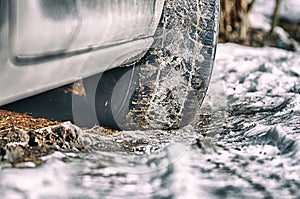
[0,0,164,106]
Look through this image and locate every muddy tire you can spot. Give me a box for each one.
[90,0,219,130]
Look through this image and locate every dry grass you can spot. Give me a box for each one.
[0,110,60,131]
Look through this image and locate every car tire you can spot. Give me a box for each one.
[85,0,219,130]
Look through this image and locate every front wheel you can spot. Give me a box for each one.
[87,0,219,130]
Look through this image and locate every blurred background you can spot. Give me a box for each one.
[218,0,299,51]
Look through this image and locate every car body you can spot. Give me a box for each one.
[0,0,164,106]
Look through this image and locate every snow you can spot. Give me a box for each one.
[212,43,300,95]
[1,42,300,199]
[249,0,300,51]
[251,0,300,23]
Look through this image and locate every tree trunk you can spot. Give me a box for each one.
[270,0,281,34]
[219,0,256,42]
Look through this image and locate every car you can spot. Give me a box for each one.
[0,0,219,130]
